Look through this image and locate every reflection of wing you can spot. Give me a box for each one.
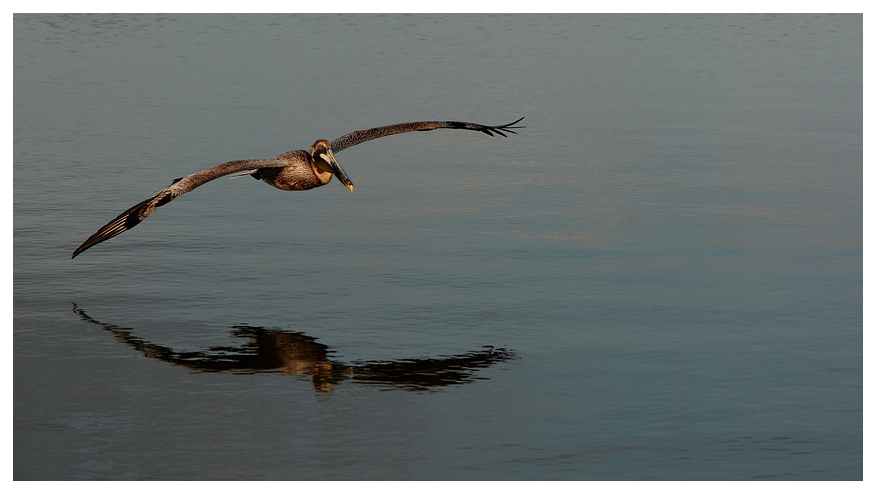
[330,117,525,153]
[349,349,517,391]
[71,158,286,258]
[72,304,517,393]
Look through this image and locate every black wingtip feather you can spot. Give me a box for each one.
[71,196,157,258]
[481,117,525,137]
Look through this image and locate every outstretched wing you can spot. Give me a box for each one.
[330,117,525,153]
[72,158,285,258]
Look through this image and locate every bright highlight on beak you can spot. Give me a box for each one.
[319,149,354,192]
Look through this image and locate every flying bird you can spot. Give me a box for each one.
[71,117,524,258]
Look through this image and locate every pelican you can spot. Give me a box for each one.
[71,117,524,258]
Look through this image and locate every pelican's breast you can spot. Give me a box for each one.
[256,150,332,191]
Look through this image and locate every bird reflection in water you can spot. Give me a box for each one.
[72,304,516,393]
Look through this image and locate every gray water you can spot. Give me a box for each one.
[14,14,861,480]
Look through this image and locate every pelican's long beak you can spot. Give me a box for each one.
[318,148,354,192]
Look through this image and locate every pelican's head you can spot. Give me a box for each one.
[310,140,353,191]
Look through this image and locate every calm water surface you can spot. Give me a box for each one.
[14,14,861,480]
